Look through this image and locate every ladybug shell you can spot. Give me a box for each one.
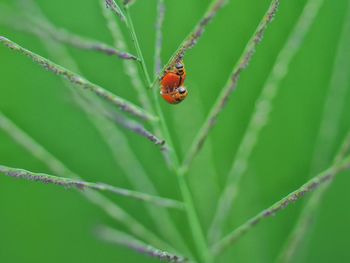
[160,87,188,104]
[161,71,186,89]
[161,92,182,104]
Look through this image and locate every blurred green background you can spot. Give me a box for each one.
[1,0,350,262]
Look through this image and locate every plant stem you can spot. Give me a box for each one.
[180,0,281,175]
[0,111,172,251]
[151,60,212,263]
[275,3,350,260]
[0,36,156,122]
[154,0,165,76]
[98,226,188,263]
[211,154,350,256]
[124,7,152,88]
[0,165,184,209]
[105,0,126,22]
[150,0,227,89]
[208,0,323,244]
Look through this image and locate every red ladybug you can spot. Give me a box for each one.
[160,62,188,104]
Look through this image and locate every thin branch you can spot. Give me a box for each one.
[35,23,138,60]
[180,0,281,174]
[106,111,166,146]
[1,2,164,149]
[124,7,152,87]
[0,165,184,210]
[98,1,191,255]
[99,0,153,112]
[211,154,350,255]
[147,1,213,260]
[151,0,227,88]
[0,36,156,122]
[276,3,350,261]
[275,133,350,263]
[99,0,173,164]
[208,0,321,244]
[105,0,126,22]
[3,1,185,257]
[0,111,173,251]
[0,3,136,61]
[97,226,188,263]
[154,0,165,76]
[119,3,208,260]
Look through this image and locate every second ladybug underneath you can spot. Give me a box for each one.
[160,62,188,104]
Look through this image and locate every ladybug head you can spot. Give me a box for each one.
[175,62,184,70]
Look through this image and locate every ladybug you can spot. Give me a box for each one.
[160,62,188,104]
[160,86,188,104]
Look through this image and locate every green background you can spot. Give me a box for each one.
[1,0,350,262]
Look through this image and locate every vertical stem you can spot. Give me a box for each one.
[154,0,165,76]
[123,3,211,261]
[151,69,212,263]
[124,7,152,87]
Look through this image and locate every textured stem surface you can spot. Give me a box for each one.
[208,0,322,244]
[0,165,184,209]
[181,0,281,174]
[211,155,350,255]
[0,36,156,122]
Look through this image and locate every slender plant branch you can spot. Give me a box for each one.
[208,0,321,244]
[211,154,350,256]
[31,21,138,60]
[180,0,281,175]
[0,36,156,122]
[151,0,227,88]
[276,133,350,263]
[98,1,191,255]
[0,111,173,251]
[0,165,184,210]
[106,1,209,259]
[0,10,165,148]
[150,37,212,263]
[137,1,212,261]
[275,4,350,261]
[104,110,166,146]
[12,0,133,64]
[97,226,188,263]
[154,0,165,76]
[99,0,171,161]
[105,0,126,22]
[99,0,153,111]
[123,6,152,88]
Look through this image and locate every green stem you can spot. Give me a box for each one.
[180,0,281,175]
[151,66,212,263]
[0,111,172,251]
[98,226,188,263]
[208,0,323,244]
[150,0,227,89]
[211,154,350,255]
[123,3,211,261]
[0,36,156,122]
[0,165,184,209]
[124,7,152,88]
